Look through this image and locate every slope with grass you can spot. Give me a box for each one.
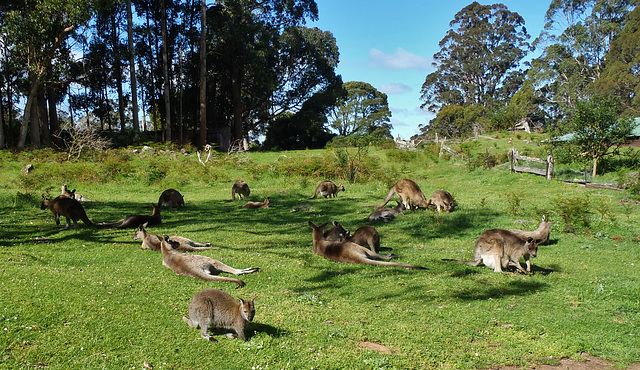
[0,138,639,369]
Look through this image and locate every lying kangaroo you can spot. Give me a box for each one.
[132,223,218,251]
[242,197,269,209]
[372,179,429,210]
[97,203,161,228]
[309,181,345,199]
[368,201,405,222]
[443,229,538,273]
[160,236,259,287]
[41,194,93,228]
[231,180,250,201]
[427,190,455,213]
[61,184,93,202]
[308,221,425,269]
[183,288,255,342]
[158,189,185,208]
[509,215,553,245]
[326,221,381,253]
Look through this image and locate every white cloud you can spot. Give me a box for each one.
[380,83,412,95]
[369,47,431,70]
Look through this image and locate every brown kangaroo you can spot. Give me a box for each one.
[308,221,425,269]
[160,236,259,287]
[242,197,269,209]
[41,194,93,228]
[427,190,455,213]
[97,203,161,228]
[443,229,538,273]
[368,201,405,222]
[309,181,345,199]
[372,179,429,210]
[509,215,553,245]
[61,184,93,202]
[132,223,218,251]
[325,221,381,253]
[231,180,250,201]
[158,189,185,208]
[183,288,255,342]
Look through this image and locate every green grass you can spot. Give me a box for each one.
[1,138,639,369]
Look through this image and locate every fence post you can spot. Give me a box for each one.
[546,155,554,180]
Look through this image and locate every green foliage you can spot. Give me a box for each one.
[420,104,489,140]
[505,192,523,216]
[553,195,592,233]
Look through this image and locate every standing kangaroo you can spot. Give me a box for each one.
[132,223,218,251]
[443,229,538,273]
[242,197,270,209]
[231,180,250,201]
[509,215,553,245]
[308,221,425,269]
[309,181,345,199]
[368,201,405,222]
[160,236,259,287]
[372,179,429,210]
[183,288,255,342]
[427,190,455,213]
[325,221,381,253]
[41,194,93,228]
[158,189,185,208]
[97,203,161,228]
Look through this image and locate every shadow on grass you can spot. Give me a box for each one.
[451,279,549,301]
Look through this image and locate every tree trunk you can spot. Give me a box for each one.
[18,80,39,149]
[29,91,41,149]
[592,156,599,178]
[0,89,5,149]
[126,0,140,132]
[38,86,51,146]
[199,0,207,147]
[111,13,126,134]
[160,0,172,142]
[47,84,60,134]
[231,65,244,141]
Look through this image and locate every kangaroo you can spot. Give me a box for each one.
[158,189,185,208]
[509,215,553,245]
[41,194,94,228]
[326,221,381,253]
[132,223,218,252]
[308,221,425,269]
[97,203,161,228]
[160,236,259,287]
[443,229,538,273]
[183,288,255,342]
[372,179,429,210]
[368,201,405,222]
[309,181,345,199]
[427,190,455,213]
[61,183,93,202]
[242,197,269,209]
[231,180,250,201]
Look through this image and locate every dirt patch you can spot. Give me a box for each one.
[357,341,398,355]
[496,353,640,370]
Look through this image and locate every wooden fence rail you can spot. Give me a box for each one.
[508,148,554,180]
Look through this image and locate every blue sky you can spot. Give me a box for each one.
[309,0,553,139]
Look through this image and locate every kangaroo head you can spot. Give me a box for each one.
[308,221,328,241]
[151,203,161,216]
[331,221,350,238]
[239,298,256,322]
[40,194,50,210]
[132,222,149,240]
[161,235,180,250]
[337,183,345,192]
[263,197,270,207]
[525,237,538,258]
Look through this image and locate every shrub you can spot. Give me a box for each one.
[553,195,592,233]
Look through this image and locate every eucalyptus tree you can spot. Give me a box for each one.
[2,0,92,149]
[420,2,531,113]
[328,81,392,139]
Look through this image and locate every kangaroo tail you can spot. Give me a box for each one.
[95,221,123,228]
[82,215,94,226]
[371,188,396,209]
[178,245,220,252]
[442,258,479,266]
[362,259,426,270]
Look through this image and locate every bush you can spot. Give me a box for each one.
[553,195,592,233]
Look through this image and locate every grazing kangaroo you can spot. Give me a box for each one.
[509,215,553,245]
[97,203,161,228]
[231,180,250,201]
[183,288,255,342]
[443,229,538,273]
[160,236,259,287]
[132,223,218,252]
[158,189,185,208]
[41,194,93,228]
[368,201,405,222]
[427,190,455,213]
[372,179,429,210]
[326,221,381,253]
[61,184,93,202]
[242,197,269,209]
[308,221,425,269]
[309,181,345,199]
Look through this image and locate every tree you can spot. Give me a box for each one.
[419,104,488,140]
[420,2,530,113]
[561,95,634,177]
[125,0,140,132]
[591,4,640,118]
[328,81,392,139]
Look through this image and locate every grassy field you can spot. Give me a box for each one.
[1,136,639,369]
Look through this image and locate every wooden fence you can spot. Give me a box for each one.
[508,148,554,180]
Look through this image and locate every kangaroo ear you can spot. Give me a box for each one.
[541,215,547,222]
[142,222,149,229]
[41,193,46,199]
[527,237,534,243]
[163,235,170,241]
